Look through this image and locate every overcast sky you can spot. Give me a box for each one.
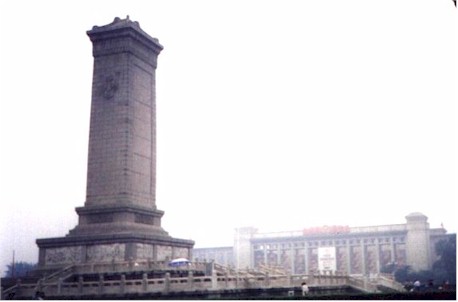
[0,0,456,276]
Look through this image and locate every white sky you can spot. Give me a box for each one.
[0,0,456,276]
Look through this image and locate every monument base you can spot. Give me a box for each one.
[36,233,194,269]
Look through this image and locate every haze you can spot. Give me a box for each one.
[0,0,456,276]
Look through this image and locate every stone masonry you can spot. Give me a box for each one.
[36,17,194,269]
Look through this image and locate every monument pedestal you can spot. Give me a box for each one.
[37,204,193,268]
[37,233,193,269]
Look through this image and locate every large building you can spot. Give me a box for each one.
[194,212,453,275]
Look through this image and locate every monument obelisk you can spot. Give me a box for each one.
[36,17,194,268]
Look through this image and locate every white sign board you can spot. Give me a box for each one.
[318,247,336,272]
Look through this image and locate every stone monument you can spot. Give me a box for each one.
[36,17,194,269]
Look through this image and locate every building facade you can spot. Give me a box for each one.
[193,213,452,275]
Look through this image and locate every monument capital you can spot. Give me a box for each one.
[87,16,163,66]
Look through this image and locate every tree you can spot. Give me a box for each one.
[432,235,456,285]
[394,265,412,283]
[391,235,456,290]
[4,261,37,278]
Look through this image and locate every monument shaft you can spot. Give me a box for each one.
[86,19,159,208]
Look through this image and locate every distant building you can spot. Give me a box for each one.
[193,212,453,275]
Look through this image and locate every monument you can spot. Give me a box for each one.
[36,17,194,269]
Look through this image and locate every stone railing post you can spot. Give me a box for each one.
[142,273,148,292]
[224,272,229,289]
[120,274,126,294]
[57,277,63,295]
[78,275,84,294]
[211,271,218,290]
[164,272,170,294]
[235,273,239,289]
[98,274,104,295]
[264,272,270,288]
[188,271,194,291]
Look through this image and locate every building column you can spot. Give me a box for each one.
[375,239,381,274]
[262,245,267,267]
[250,246,255,269]
[346,240,352,275]
[304,244,309,275]
[390,237,396,263]
[361,240,367,276]
[290,244,295,274]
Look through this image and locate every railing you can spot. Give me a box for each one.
[258,264,287,276]
[2,264,75,299]
[72,259,208,274]
[374,275,406,292]
[3,265,406,298]
[41,264,75,283]
[346,274,406,293]
[347,276,378,293]
[6,270,357,298]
